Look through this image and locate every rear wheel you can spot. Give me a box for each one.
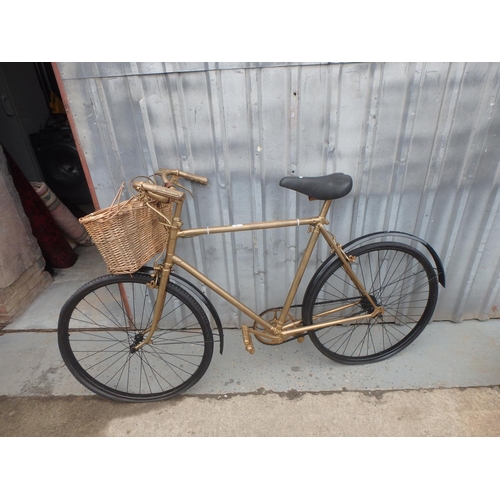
[58,273,214,402]
[303,242,438,364]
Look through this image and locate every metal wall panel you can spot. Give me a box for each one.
[57,62,500,326]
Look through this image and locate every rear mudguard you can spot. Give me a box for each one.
[304,230,445,304]
[343,231,445,287]
[139,266,224,354]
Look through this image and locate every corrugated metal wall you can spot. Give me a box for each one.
[57,62,500,326]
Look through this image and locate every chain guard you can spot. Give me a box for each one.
[252,306,301,345]
[252,307,294,345]
[252,296,363,346]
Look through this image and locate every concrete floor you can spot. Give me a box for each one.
[0,245,499,436]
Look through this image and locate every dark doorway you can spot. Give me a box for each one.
[0,62,94,217]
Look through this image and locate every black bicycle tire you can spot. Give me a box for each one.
[58,273,214,402]
[303,242,439,364]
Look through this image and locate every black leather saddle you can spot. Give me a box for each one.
[279,173,353,200]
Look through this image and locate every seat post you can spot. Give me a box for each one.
[319,199,333,219]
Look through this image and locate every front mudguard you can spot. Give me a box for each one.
[139,266,224,354]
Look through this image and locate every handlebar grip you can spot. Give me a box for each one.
[132,181,185,202]
[157,169,208,185]
[183,172,208,185]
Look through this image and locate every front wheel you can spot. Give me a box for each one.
[303,242,439,364]
[58,273,214,402]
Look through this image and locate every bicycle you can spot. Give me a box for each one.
[58,169,446,402]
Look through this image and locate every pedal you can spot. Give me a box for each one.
[241,325,255,354]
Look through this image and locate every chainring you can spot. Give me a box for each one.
[252,308,296,345]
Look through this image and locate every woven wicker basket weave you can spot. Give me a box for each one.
[79,194,172,274]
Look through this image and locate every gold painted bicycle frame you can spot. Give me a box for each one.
[133,195,383,351]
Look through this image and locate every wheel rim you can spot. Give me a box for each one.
[307,244,437,362]
[60,277,212,400]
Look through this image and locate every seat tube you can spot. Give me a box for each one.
[276,200,332,328]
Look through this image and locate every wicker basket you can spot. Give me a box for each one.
[80,191,172,274]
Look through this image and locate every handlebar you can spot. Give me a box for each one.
[157,169,208,185]
[132,169,207,203]
[132,180,185,203]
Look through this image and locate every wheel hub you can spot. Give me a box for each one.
[360,294,378,314]
[130,332,145,352]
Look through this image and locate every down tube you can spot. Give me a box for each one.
[171,255,274,332]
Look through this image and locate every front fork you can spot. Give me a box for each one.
[130,265,172,352]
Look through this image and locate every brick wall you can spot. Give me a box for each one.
[0,257,52,324]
